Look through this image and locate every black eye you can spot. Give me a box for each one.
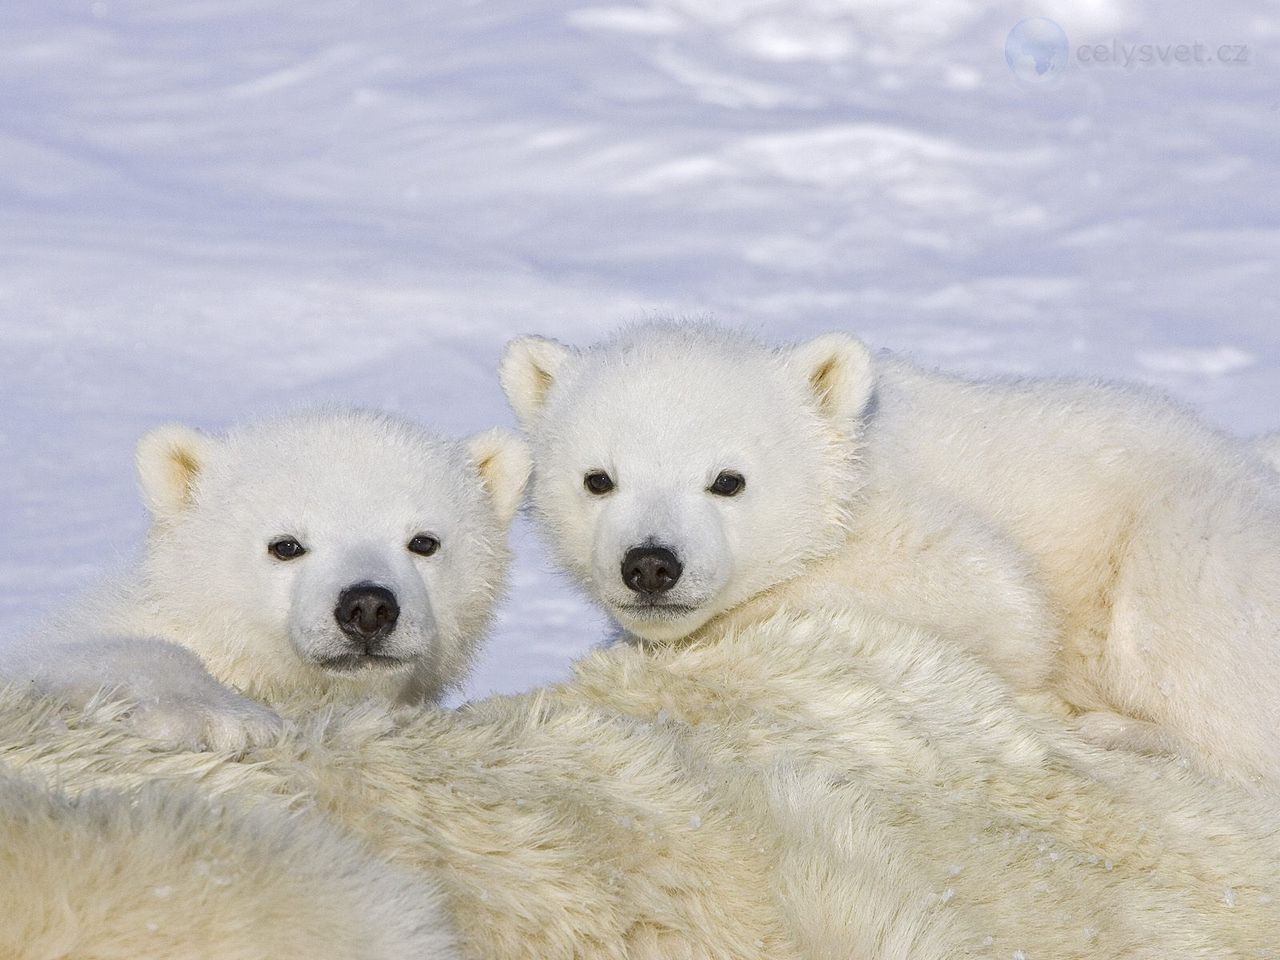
[268,537,307,561]
[408,534,440,557]
[584,470,615,495]
[709,471,745,497]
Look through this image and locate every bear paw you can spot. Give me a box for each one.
[2,634,285,755]
[124,693,283,754]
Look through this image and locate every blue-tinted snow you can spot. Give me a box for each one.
[0,1,1275,697]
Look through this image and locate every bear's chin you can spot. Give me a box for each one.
[309,652,415,675]
[612,603,708,644]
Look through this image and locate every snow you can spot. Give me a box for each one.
[0,0,1276,700]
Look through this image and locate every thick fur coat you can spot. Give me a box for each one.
[4,603,1278,958]
[1257,432,1280,471]
[0,768,458,960]
[501,324,1280,790]
[0,410,530,749]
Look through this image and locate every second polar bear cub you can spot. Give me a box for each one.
[501,323,1280,790]
[3,410,529,749]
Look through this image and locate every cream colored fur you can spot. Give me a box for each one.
[1256,432,1280,472]
[0,769,458,960]
[502,325,1280,791]
[501,327,1057,691]
[1,410,530,751]
[871,357,1280,790]
[4,604,1278,958]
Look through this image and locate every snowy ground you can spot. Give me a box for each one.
[1,0,1276,699]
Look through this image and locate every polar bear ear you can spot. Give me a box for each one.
[499,336,574,430]
[786,333,876,426]
[467,428,533,525]
[136,425,216,519]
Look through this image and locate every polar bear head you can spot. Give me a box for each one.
[135,411,530,702]
[500,324,872,643]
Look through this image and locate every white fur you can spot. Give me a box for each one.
[502,325,1056,685]
[1255,432,1280,471]
[0,768,458,959]
[503,323,1280,790]
[1,410,529,750]
[3,604,1279,957]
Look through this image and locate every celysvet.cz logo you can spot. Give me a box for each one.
[1004,18,1070,85]
[1078,39,1250,69]
[1005,18,1251,86]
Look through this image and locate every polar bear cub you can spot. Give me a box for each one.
[502,325,1058,689]
[501,323,1280,790]
[2,410,529,750]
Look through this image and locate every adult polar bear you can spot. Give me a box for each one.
[4,604,1279,958]
[500,324,1280,790]
[0,410,530,750]
[0,768,458,960]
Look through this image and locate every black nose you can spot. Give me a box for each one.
[621,546,683,595]
[335,584,400,646]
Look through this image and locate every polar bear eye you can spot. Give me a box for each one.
[584,471,615,495]
[709,471,745,497]
[268,537,307,561]
[407,534,441,557]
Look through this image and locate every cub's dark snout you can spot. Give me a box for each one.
[621,546,683,595]
[335,583,400,645]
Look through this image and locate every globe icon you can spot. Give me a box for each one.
[1005,18,1069,86]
